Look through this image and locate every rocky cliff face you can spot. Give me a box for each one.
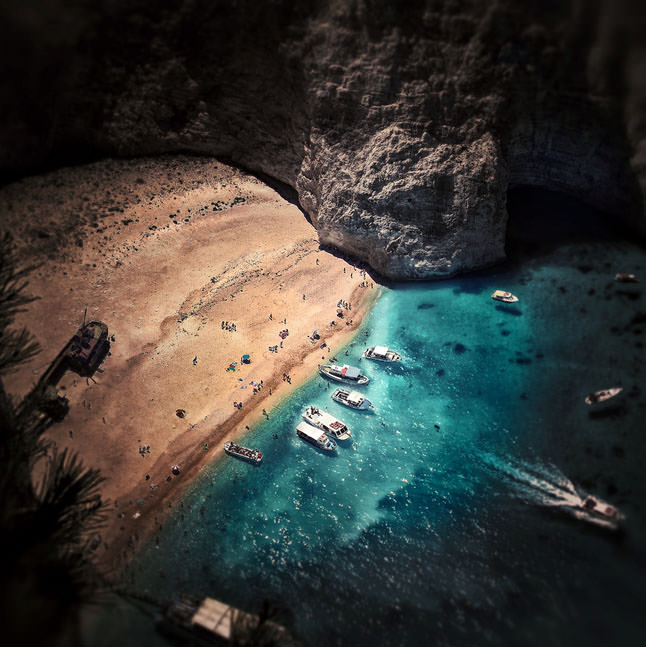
[1,0,644,278]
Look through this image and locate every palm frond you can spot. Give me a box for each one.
[0,327,40,375]
[34,447,109,546]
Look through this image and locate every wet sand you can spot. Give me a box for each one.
[1,155,380,573]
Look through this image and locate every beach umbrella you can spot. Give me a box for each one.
[242,354,250,360]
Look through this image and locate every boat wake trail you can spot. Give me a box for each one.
[481,454,620,530]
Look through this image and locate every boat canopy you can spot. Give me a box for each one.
[192,597,233,638]
[297,421,325,441]
[373,345,388,356]
[492,290,508,298]
[341,365,360,378]
[347,391,363,404]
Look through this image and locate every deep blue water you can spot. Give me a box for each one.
[88,236,646,646]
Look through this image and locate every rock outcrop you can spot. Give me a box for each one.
[1,0,644,278]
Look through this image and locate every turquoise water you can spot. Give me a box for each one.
[90,234,646,646]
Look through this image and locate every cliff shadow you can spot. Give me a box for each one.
[504,187,643,266]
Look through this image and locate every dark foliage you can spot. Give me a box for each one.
[0,234,108,645]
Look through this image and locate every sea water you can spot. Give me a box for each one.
[88,219,646,645]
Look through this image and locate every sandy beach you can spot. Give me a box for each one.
[1,155,380,573]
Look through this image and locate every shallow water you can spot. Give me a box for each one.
[88,235,646,646]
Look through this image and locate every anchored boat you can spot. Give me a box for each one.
[332,388,373,410]
[303,406,351,441]
[615,273,639,283]
[296,421,337,451]
[318,364,369,385]
[223,441,262,465]
[491,290,519,303]
[156,594,290,645]
[363,345,402,362]
[584,387,623,406]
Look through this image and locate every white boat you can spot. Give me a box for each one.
[585,387,623,406]
[157,594,290,645]
[580,495,625,529]
[491,290,519,303]
[615,273,639,283]
[296,421,337,451]
[363,345,402,362]
[303,406,351,440]
[318,364,369,385]
[223,441,262,465]
[332,388,373,410]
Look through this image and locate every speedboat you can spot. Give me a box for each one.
[363,345,402,362]
[580,495,625,529]
[224,441,262,464]
[491,290,519,303]
[318,364,369,385]
[615,273,639,283]
[585,387,623,406]
[332,388,373,410]
[303,406,351,440]
[296,421,337,451]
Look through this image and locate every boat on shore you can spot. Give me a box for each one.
[584,387,623,406]
[296,421,337,451]
[318,364,369,385]
[363,345,402,362]
[223,441,262,465]
[615,273,639,283]
[303,406,351,440]
[332,388,373,410]
[491,290,519,303]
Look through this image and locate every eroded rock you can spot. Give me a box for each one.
[1,0,644,278]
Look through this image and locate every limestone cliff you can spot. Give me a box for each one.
[1,0,644,278]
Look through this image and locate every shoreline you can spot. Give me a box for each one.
[0,154,384,580]
[102,283,381,575]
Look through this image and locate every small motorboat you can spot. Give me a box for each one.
[224,441,263,464]
[318,364,369,385]
[491,290,519,303]
[584,387,623,406]
[363,345,402,362]
[614,273,639,283]
[332,388,373,410]
[579,495,625,530]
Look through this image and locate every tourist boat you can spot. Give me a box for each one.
[303,406,351,440]
[223,441,262,464]
[615,273,639,283]
[332,388,373,410]
[491,290,519,303]
[296,421,337,451]
[363,345,402,362]
[579,495,625,529]
[584,387,623,406]
[156,594,289,645]
[318,364,369,385]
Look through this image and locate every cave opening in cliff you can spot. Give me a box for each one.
[504,187,632,263]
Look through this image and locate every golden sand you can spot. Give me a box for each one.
[2,155,380,571]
